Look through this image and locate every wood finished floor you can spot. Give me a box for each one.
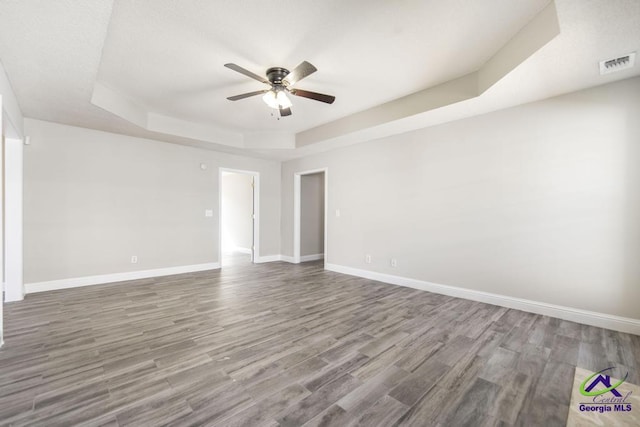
[1,258,639,426]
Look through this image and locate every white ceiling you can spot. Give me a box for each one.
[0,0,638,160]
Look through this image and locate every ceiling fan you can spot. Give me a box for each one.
[224,61,335,117]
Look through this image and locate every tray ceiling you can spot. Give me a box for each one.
[0,1,638,159]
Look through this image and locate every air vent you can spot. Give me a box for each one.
[599,52,636,75]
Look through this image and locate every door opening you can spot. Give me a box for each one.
[294,168,328,265]
[219,169,259,267]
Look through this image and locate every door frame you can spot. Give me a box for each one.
[4,136,24,302]
[219,168,260,264]
[2,103,27,347]
[293,168,328,265]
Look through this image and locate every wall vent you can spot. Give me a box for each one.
[599,52,636,75]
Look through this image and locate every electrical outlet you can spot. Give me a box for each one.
[391,258,398,268]
[131,256,138,264]
[365,254,372,264]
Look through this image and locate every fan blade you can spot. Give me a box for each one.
[290,89,335,104]
[283,61,317,86]
[224,63,269,84]
[280,107,292,117]
[227,90,268,101]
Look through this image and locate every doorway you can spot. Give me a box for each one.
[219,169,259,266]
[294,168,328,265]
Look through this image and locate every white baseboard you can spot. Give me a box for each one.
[4,290,24,302]
[251,254,299,264]
[3,279,25,302]
[252,254,324,264]
[254,255,282,263]
[25,262,221,294]
[325,263,640,336]
[300,253,325,262]
[258,254,322,264]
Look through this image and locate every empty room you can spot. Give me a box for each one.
[1,1,639,426]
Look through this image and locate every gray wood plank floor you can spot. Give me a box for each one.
[1,259,639,426]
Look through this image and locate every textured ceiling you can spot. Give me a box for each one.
[0,0,638,159]
[97,0,548,132]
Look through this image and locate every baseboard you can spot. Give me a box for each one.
[25,262,221,294]
[252,254,298,264]
[4,290,24,302]
[300,253,324,262]
[325,263,640,336]
[254,255,282,263]
[3,279,25,301]
[234,247,252,255]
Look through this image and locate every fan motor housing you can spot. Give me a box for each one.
[266,67,290,84]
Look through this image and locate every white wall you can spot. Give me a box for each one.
[23,119,281,284]
[221,172,253,253]
[300,173,324,257]
[281,77,640,321]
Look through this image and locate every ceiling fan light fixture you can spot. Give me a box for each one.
[276,90,292,108]
[262,89,292,110]
[262,90,279,109]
